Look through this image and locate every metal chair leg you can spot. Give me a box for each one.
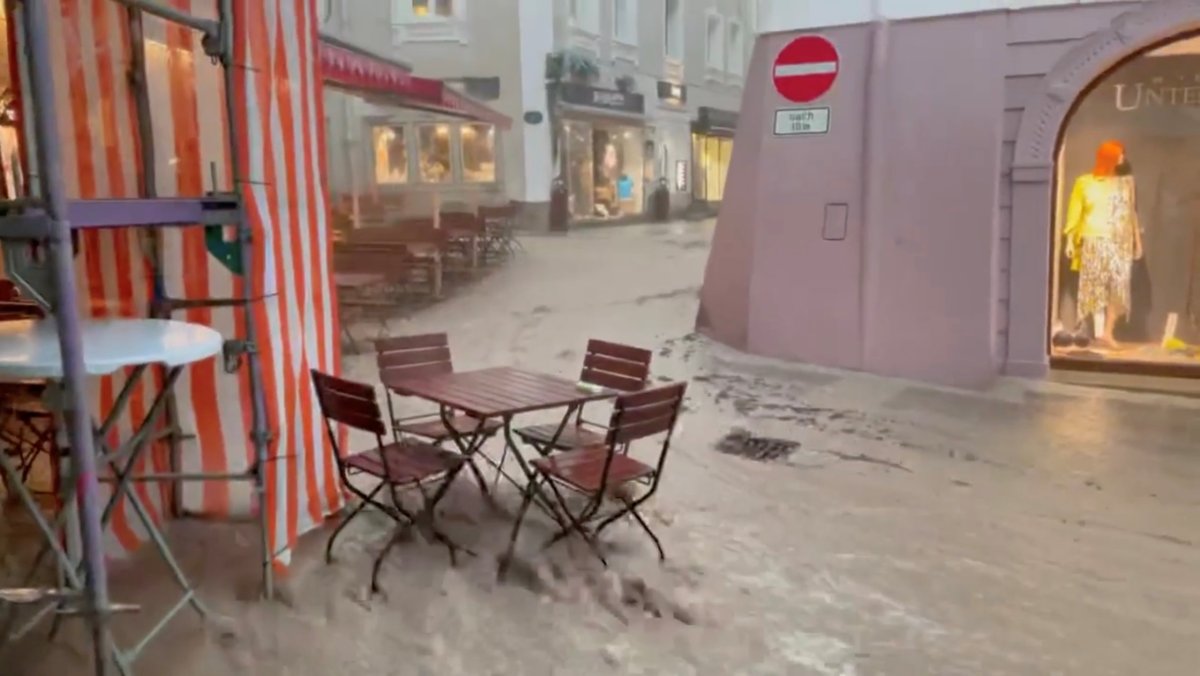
[499,484,536,580]
[325,486,380,564]
[371,522,414,594]
[464,457,491,497]
[629,509,665,561]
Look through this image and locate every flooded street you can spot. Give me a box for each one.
[10,221,1200,675]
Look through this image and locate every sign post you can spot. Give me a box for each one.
[772,35,840,104]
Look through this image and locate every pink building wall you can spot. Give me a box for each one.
[699,0,1196,389]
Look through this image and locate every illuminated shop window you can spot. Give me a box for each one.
[416,123,452,183]
[460,123,496,183]
[372,126,409,185]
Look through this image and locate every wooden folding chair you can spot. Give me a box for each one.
[514,339,652,455]
[504,382,687,567]
[311,369,468,592]
[375,333,504,444]
[478,203,523,259]
[0,381,55,503]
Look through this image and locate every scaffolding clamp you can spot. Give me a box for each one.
[222,339,257,374]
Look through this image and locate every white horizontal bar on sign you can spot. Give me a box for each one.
[774,62,838,78]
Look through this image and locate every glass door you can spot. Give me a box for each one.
[564,121,594,218]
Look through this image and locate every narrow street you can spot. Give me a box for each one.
[16,221,1200,675]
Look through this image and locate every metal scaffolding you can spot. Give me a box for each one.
[0,0,274,674]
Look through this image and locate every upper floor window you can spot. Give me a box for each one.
[570,0,600,33]
[393,0,465,43]
[665,0,683,60]
[705,12,724,70]
[613,0,637,44]
[411,0,453,18]
[727,19,744,74]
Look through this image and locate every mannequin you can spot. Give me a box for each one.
[1064,140,1144,348]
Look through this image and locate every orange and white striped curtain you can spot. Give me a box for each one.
[17,0,342,570]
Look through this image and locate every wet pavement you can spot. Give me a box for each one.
[337,220,1200,674]
[8,220,1199,675]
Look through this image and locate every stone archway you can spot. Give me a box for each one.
[1005,0,1200,377]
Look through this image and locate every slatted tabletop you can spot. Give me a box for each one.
[383,367,615,418]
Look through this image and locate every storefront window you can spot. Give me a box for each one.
[372,126,409,185]
[693,132,733,202]
[1050,34,1200,369]
[460,123,496,183]
[564,121,644,219]
[416,123,452,183]
[565,122,594,218]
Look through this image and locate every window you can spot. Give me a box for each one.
[459,123,496,183]
[706,13,724,70]
[411,0,453,18]
[613,0,637,44]
[372,126,409,185]
[665,0,683,59]
[416,124,452,183]
[727,19,744,74]
[570,0,599,33]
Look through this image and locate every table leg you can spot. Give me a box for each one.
[432,255,443,299]
[436,407,494,498]
[499,409,575,520]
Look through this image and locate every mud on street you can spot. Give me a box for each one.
[9,221,1200,675]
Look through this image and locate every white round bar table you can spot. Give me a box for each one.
[0,318,222,671]
[0,318,222,378]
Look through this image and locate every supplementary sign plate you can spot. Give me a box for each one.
[774,107,831,136]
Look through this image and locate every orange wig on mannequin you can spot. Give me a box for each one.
[1093,140,1124,176]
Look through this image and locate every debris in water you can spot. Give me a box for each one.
[715,428,800,462]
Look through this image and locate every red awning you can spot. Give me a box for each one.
[318,37,511,130]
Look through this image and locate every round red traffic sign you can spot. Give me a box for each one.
[773,35,840,103]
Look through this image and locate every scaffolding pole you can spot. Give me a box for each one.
[217,0,276,601]
[0,0,278,672]
[19,0,114,673]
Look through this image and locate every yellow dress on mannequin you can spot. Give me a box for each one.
[1063,173,1136,320]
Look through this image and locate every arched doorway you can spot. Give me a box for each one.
[1048,32,1200,374]
[1006,0,1200,378]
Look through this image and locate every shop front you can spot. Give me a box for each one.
[698,0,1200,389]
[691,106,738,205]
[318,35,511,227]
[1049,37,1200,374]
[557,83,649,221]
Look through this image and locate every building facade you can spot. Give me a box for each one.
[327,0,756,227]
[700,0,1200,388]
[320,1,516,222]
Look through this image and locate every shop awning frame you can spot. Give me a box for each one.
[318,33,511,130]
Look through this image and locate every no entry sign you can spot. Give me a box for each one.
[773,35,840,104]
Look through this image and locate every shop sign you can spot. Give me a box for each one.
[773,35,840,104]
[559,82,645,115]
[657,80,687,105]
[696,106,738,135]
[773,107,830,136]
[675,160,689,192]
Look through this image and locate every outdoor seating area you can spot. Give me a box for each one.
[333,203,525,353]
[312,334,686,592]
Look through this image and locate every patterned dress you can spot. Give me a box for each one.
[1066,175,1136,320]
